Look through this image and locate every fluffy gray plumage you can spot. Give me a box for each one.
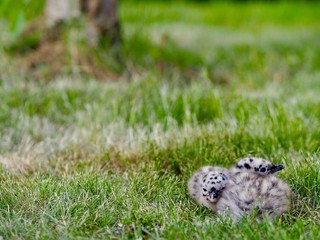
[188,166,230,212]
[216,171,291,221]
[188,157,291,221]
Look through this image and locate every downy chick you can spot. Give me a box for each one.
[188,166,230,212]
[216,157,291,221]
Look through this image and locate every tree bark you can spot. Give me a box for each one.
[45,0,81,27]
[45,0,121,47]
[80,0,121,47]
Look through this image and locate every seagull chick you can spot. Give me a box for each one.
[217,157,291,221]
[188,166,230,212]
[188,157,291,221]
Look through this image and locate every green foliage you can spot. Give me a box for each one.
[0,0,44,33]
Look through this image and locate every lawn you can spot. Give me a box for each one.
[0,1,320,239]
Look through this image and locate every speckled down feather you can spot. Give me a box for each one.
[216,171,291,221]
[188,166,230,212]
[188,157,291,220]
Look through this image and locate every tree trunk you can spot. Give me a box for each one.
[45,0,121,47]
[45,0,81,27]
[80,0,121,47]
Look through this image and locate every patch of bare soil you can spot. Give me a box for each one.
[12,18,118,81]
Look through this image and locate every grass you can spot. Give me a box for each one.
[0,0,320,239]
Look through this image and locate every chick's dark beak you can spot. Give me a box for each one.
[269,164,284,173]
[209,191,218,199]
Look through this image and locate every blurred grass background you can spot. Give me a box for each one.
[0,0,320,239]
